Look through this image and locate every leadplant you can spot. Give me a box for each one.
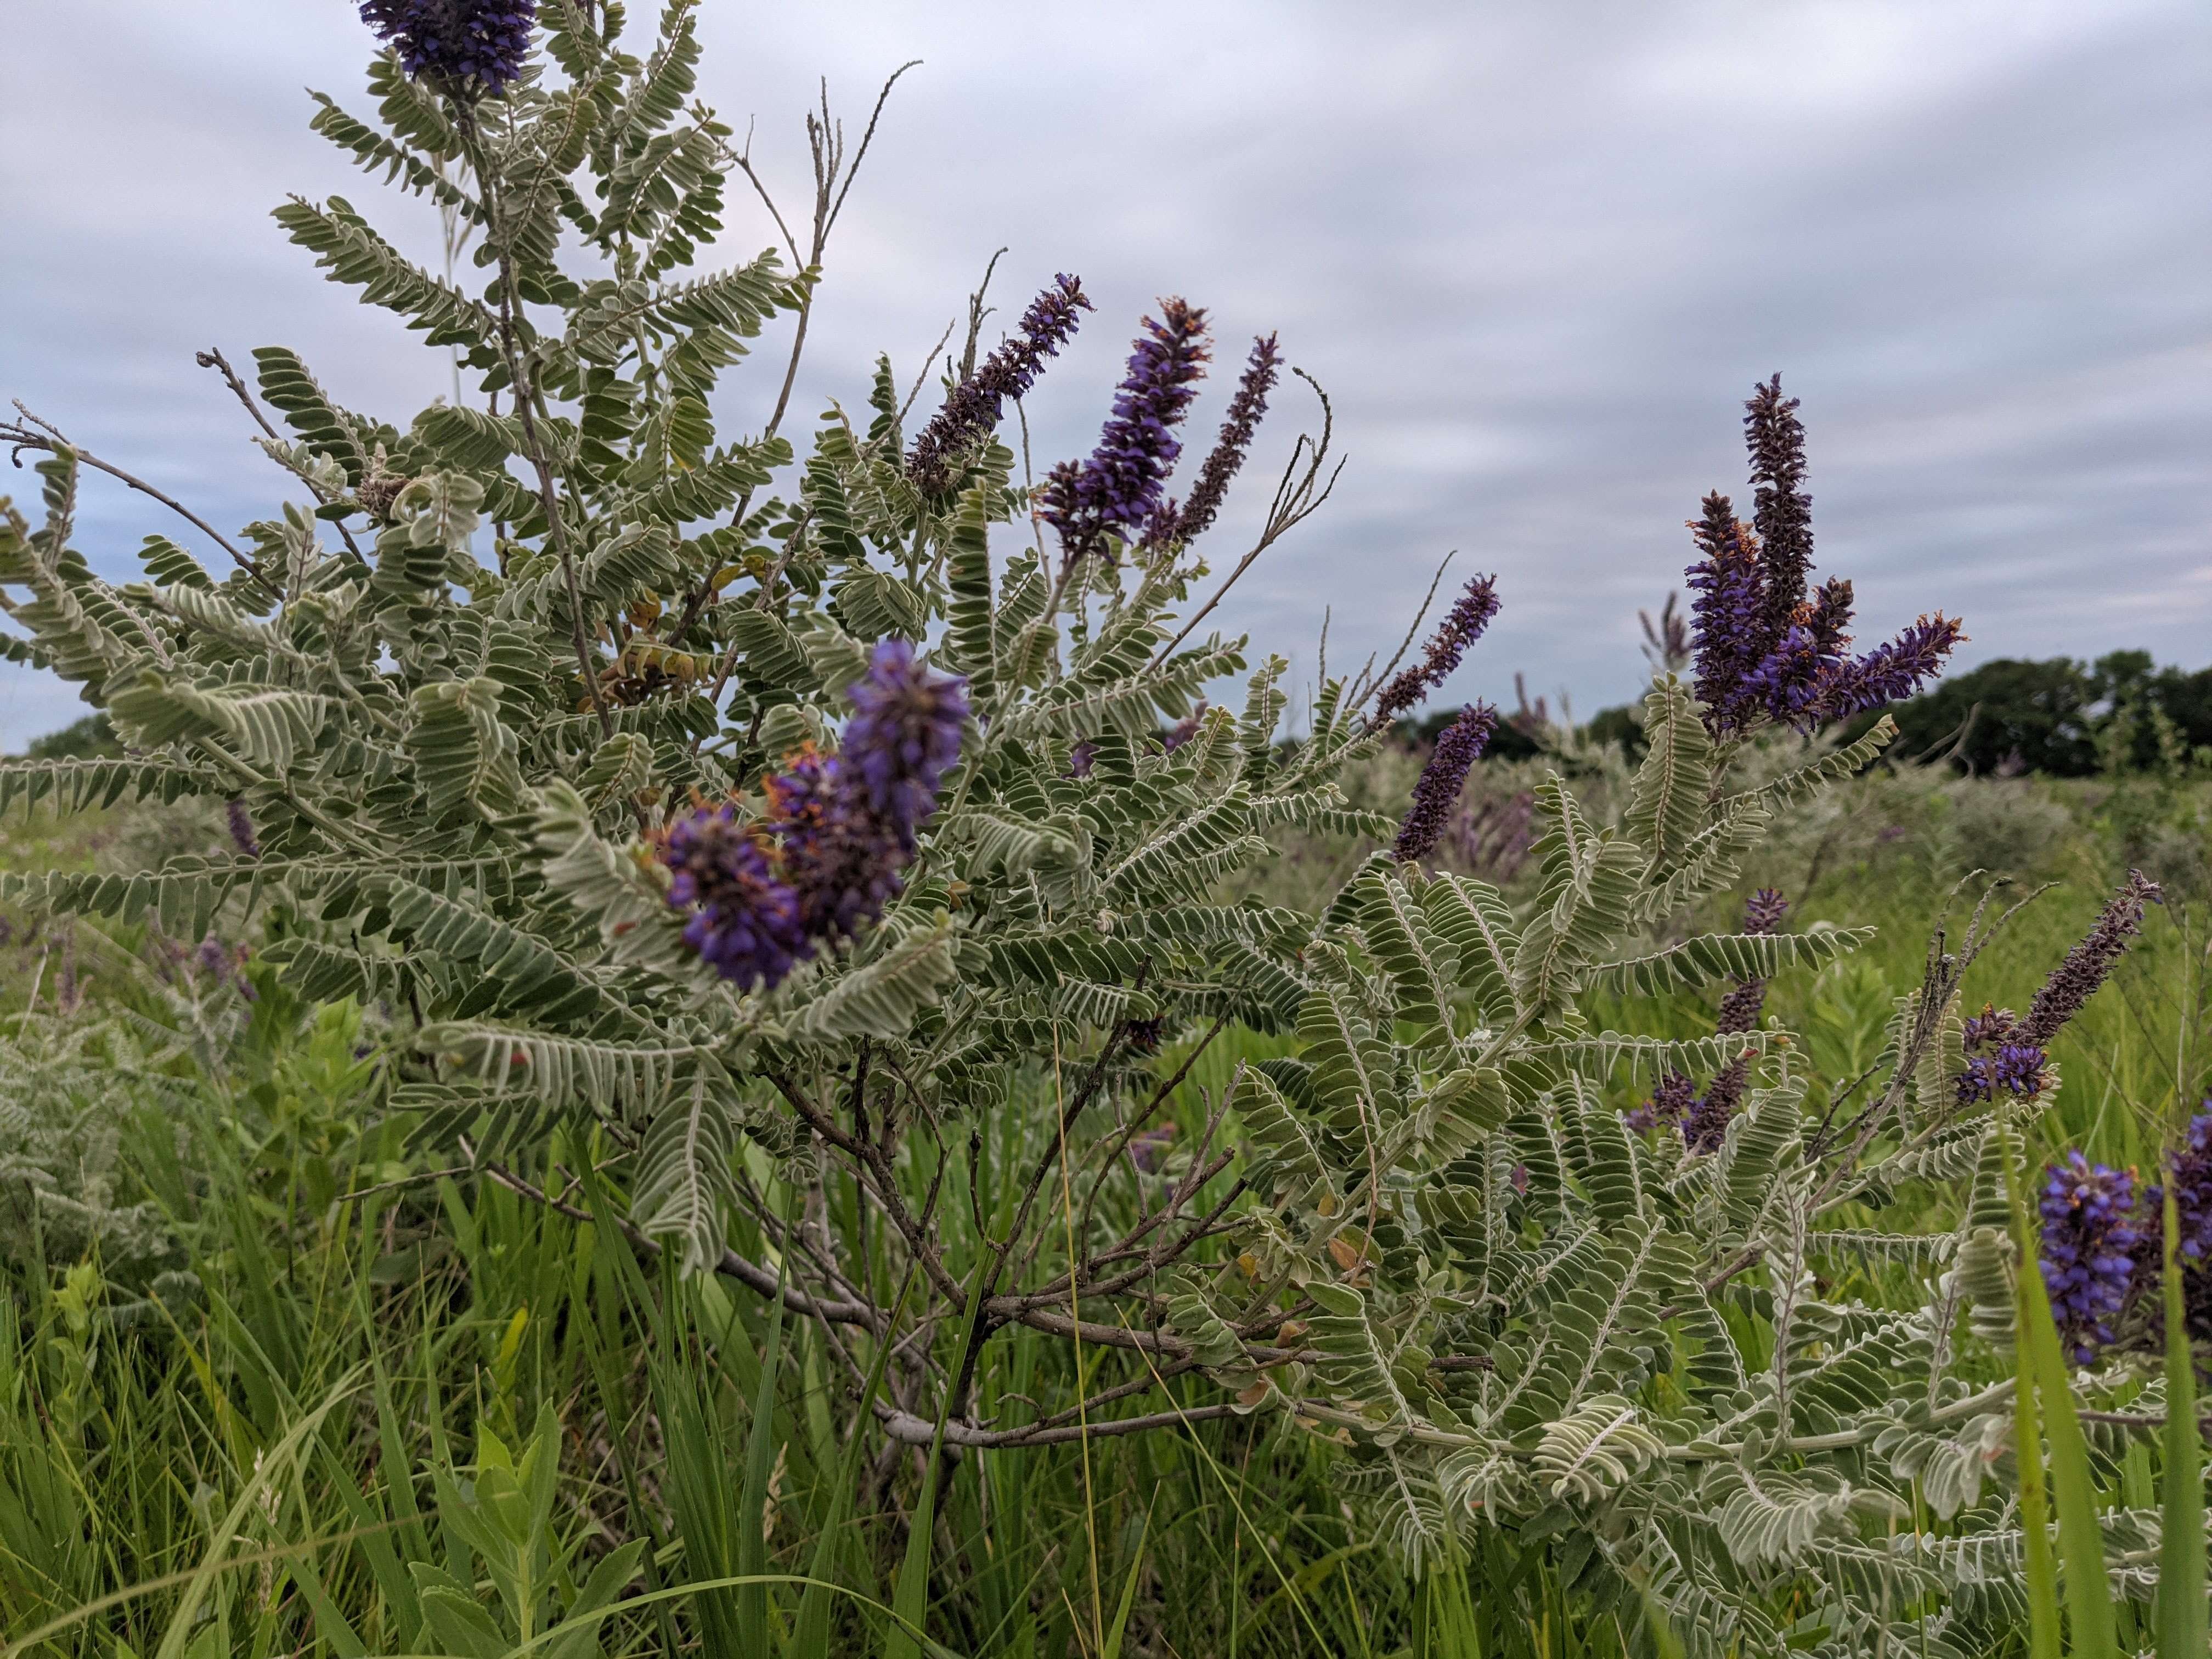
[2,5,2194,1654]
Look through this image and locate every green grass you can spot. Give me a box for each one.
[1,769,2205,1657]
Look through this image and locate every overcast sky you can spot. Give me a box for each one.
[3,0,2206,749]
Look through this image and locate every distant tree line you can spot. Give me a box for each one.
[1401,651,2212,778]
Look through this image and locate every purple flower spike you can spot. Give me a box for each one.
[227,799,261,860]
[1686,500,1769,732]
[360,1,537,95]
[1956,1042,2049,1104]
[657,805,812,990]
[1678,888,1792,1152]
[1042,298,1211,566]
[843,640,969,849]
[2039,1152,2143,1364]
[1373,574,1502,726]
[1744,376,1815,646]
[909,274,1093,494]
[1391,704,1496,862]
[2166,1107,2212,1266]
[1625,1070,1696,1134]
[770,748,909,946]
[1685,380,1964,735]
[2016,870,2163,1047]
[1144,332,1283,549]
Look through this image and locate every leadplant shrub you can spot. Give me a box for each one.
[1,5,2192,1653]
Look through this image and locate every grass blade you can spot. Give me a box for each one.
[885,1251,994,1659]
[737,1232,792,1644]
[2158,1184,2206,1659]
[2013,1268,2063,1659]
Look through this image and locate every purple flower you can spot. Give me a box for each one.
[1686,500,1770,732]
[1956,1043,2049,1104]
[769,748,909,946]
[1041,298,1211,566]
[227,799,261,860]
[1391,704,1496,862]
[1143,333,1282,549]
[656,804,811,991]
[1681,1071,1748,1155]
[1373,575,1502,726]
[2164,1107,2212,1266]
[1625,1070,1696,1134]
[1686,381,1963,735]
[1161,701,1209,753]
[1741,887,1790,936]
[907,274,1093,495]
[2039,1153,2143,1364]
[1127,1120,1177,1173]
[1068,740,1098,780]
[2015,870,2163,1047]
[360,1,537,95]
[843,640,969,849]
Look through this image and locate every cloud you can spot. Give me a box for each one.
[4,0,2205,749]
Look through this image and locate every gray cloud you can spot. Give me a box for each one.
[4,0,2205,748]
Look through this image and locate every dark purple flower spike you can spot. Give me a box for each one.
[1372,574,1502,727]
[1143,332,1283,549]
[1391,704,1497,863]
[908,274,1092,495]
[1688,377,1962,735]
[1041,298,1211,567]
[360,1,538,95]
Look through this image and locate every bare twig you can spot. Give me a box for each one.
[4,406,280,600]
[1150,368,1343,667]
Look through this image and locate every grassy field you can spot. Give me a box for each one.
[1,748,2205,1657]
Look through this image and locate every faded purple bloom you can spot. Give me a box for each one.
[1956,1042,2049,1104]
[1041,298,1211,566]
[1510,1162,1531,1196]
[843,640,968,849]
[1741,887,1790,936]
[227,799,261,860]
[1144,333,1282,549]
[1625,1070,1696,1134]
[908,274,1092,494]
[1392,704,1496,862]
[1744,376,1815,646]
[1682,1068,1751,1155]
[2039,1153,2143,1364]
[1373,574,1502,725]
[1127,1120,1177,1173]
[1680,889,1792,1149]
[656,804,811,991]
[2015,870,2163,1047]
[1067,740,1097,780]
[360,1,537,95]
[1161,701,1209,753]
[1961,1003,2018,1053]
